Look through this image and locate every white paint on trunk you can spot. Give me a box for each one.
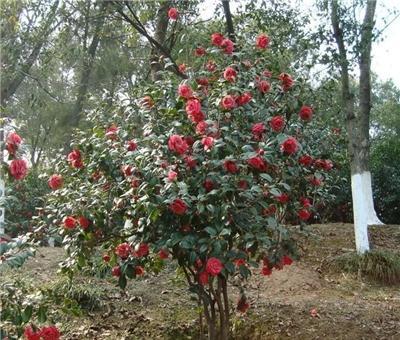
[351,173,370,254]
[0,179,4,235]
[362,171,384,225]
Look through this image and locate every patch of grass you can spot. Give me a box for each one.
[49,277,105,311]
[330,250,400,285]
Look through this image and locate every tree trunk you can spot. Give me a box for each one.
[0,0,60,108]
[222,0,235,42]
[331,0,379,254]
[68,1,107,128]
[150,1,170,81]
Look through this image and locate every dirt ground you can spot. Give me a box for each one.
[5,223,400,339]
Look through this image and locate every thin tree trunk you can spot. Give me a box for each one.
[0,0,60,107]
[68,1,107,128]
[150,1,170,81]
[222,0,235,42]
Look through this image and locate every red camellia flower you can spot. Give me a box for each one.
[299,105,313,121]
[279,73,294,91]
[127,140,137,151]
[188,110,205,124]
[141,95,154,108]
[204,178,214,192]
[78,216,90,230]
[252,122,265,139]
[234,258,246,267]
[280,137,299,155]
[269,116,285,132]
[111,266,121,277]
[221,95,236,110]
[201,136,214,150]
[184,156,197,169]
[198,270,209,285]
[178,83,193,99]
[115,242,132,259]
[196,121,208,135]
[275,193,290,204]
[7,131,22,146]
[186,98,201,116]
[168,170,178,181]
[206,257,223,276]
[298,209,311,221]
[257,80,271,93]
[237,295,250,313]
[261,266,272,276]
[310,176,322,186]
[67,149,83,168]
[247,156,267,171]
[9,159,28,180]
[170,198,187,215]
[298,154,313,167]
[24,325,41,340]
[263,69,272,78]
[178,63,186,73]
[158,249,169,259]
[238,179,248,190]
[323,159,334,171]
[48,174,63,190]
[195,46,206,57]
[256,33,270,49]
[300,197,312,208]
[122,165,133,177]
[103,254,111,263]
[196,77,209,87]
[223,66,237,82]
[221,38,234,54]
[136,243,150,257]
[211,32,224,46]
[63,216,76,229]
[135,266,145,276]
[223,160,238,174]
[168,135,189,155]
[205,60,217,72]
[106,124,118,140]
[168,7,178,20]
[236,92,252,106]
[39,325,61,340]
[282,255,293,265]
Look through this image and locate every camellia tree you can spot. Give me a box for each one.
[39,25,334,339]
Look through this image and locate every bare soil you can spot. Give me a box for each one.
[5,223,400,339]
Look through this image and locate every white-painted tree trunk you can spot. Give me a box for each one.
[351,173,370,254]
[362,171,384,225]
[0,179,4,235]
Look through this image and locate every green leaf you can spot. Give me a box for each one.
[118,275,127,290]
[204,227,217,236]
[37,306,47,323]
[21,305,33,323]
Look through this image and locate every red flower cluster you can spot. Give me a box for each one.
[48,174,63,190]
[24,325,60,340]
[168,135,189,155]
[206,257,223,276]
[67,149,83,168]
[170,198,187,215]
[168,7,178,20]
[255,33,270,49]
[6,131,22,155]
[299,105,313,121]
[211,32,234,54]
[115,242,132,259]
[223,66,237,82]
[269,116,285,132]
[280,137,299,155]
[9,159,28,180]
[247,156,267,171]
[279,73,294,91]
